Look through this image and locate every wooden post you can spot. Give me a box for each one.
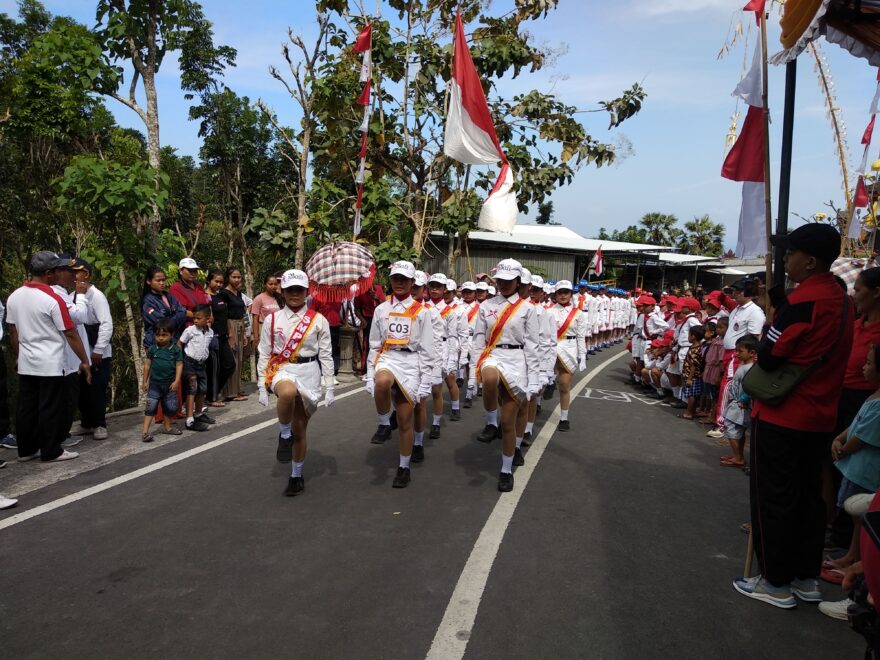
[760,11,774,286]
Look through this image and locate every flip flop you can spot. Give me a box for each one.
[677,413,695,420]
[823,558,851,571]
[820,567,845,585]
[208,401,226,408]
[720,457,745,467]
[232,395,249,401]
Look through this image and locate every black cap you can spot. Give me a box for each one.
[771,224,841,264]
[29,251,67,273]
[70,257,92,273]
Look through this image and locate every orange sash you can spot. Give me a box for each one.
[264,309,318,389]
[577,296,585,311]
[467,304,479,324]
[556,305,580,340]
[373,300,423,367]
[476,298,524,381]
[440,305,455,319]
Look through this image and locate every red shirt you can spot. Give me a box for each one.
[845,317,880,390]
[753,272,854,433]
[311,299,341,327]
[354,285,387,319]
[169,281,211,315]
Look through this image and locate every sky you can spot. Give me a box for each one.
[1,0,877,250]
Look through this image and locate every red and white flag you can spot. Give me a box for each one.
[849,69,880,239]
[590,246,603,276]
[722,29,766,259]
[444,12,518,233]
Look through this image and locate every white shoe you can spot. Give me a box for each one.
[818,598,853,620]
[706,429,724,438]
[93,427,108,440]
[0,496,17,510]
[69,424,94,436]
[17,451,40,462]
[61,436,82,448]
[48,450,79,462]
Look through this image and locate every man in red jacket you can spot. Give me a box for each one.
[734,224,854,609]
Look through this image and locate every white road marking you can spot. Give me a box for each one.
[0,387,366,532]
[425,351,625,660]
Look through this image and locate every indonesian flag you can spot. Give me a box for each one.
[590,246,603,276]
[849,69,880,239]
[444,12,518,233]
[722,33,766,259]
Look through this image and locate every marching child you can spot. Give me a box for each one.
[142,319,183,442]
[720,334,758,468]
[548,281,588,432]
[178,303,215,432]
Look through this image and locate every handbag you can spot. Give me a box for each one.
[742,295,849,406]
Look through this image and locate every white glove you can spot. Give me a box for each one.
[539,370,548,385]
[466,383,476,399]
[417,383,432,401]
[365,377,375,396]
[578,358,587,373]
[258,387,269,407]
[324,388,335,407]
[527,382,542,398]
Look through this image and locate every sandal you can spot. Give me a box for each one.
[823,558,852,571]
[161,426,183,436]
[232,394,248,401]
[677,413,694,420]
[142,433,154,443]
[720,456,745,467]
[820,567,845,585]
[208,401,226,408]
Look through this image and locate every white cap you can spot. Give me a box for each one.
[475,282,489,291]
[179,257,200,270]
[530,275,544,288]
[390,260,416,279]
[543,284,553,294]
[414,270,428,287]
[493,258,522,281]
[461,281,476,290]
[279,268,309,289]
[555,280,573,292]
[446,279,456,291]
[428,273,447,285]
[520,267,532,286]
[488,285,497,295]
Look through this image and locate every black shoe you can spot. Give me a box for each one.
[456,377,464,387]
[389,410,398,430]
[670,400,687,409]
[450,409,461,421]
[371,424,392,444]
[558,419,571,432]
[412,445,425,463]
[463,397,473,409]
[277,434,293,462]
[543,383,556,400]
[522,431,532,447]
[196,413,216,424]
[284,476,304,496]
[498,471,514,492]
[186,420,210,432]
[478,424,498,443]
[513,447,524,467]
[392,467,411,488]
[430,425,441,439]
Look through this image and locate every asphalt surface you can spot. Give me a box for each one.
[0,348,865,659]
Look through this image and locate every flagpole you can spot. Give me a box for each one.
[760,10,774,287]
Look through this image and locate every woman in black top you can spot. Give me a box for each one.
[206,269,235,406]
[220,267,249,401]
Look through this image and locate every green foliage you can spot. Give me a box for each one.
[679,214,725,256]
[535,200,555,225]
[639,212,681,246]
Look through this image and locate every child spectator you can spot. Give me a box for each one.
[704,317,729,438]
[720,334,759,468]
[698,321,718,418]
[179,304,215,433]
[141,320,183,443]
[680,324,705,420]
[826,344,880,574]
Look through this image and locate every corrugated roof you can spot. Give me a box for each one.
[657,253,719,264]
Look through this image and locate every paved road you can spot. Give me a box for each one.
[0,349,864,659]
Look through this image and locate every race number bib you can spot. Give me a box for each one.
[387,313,413,345]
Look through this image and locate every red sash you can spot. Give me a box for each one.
[476,298,524,380]
[556,305,580,340]
[577,296,585,311]
[264,309,318,389]
[467,304,479,324]
[440,305,455,319]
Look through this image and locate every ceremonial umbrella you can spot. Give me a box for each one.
[831,256,878,294]
[305,241,376,303]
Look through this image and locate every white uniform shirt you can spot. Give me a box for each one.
[469,293,541,390]
[179,325,214,362]
[83,285,114,358]
[646,309,669,339]
[676,314,702,352]
[548,302,588,368]
[367,295,437,390]
[257,305,335,389]
[724,300,765,350]
[530,300,557,376]
[6,283,75,377]
[460,301,480,362]
[52,284,91,372]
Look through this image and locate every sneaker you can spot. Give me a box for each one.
[69,424,94,436]
[47,450,79,462]
[732,575,796,609]
[818,598,853,620]
[558,420,571,432]
[18,451,40,462]
[463,398,473,409]
[93,427,108,440]
[0,495,18,509]
[196,413,216,425]
[450,409,461,421]
[791,577,822,602]
[185,420,210,432]
[522,431,532,447]
[277,434,293,463]
[371,424,392,445]
[477,424,498,443]
[412,445,425,463]
[429,425,441,439]
[706,428,724,438]
[498,471,514,492]
[392,467,411,488]
[0,434,17,449]
[61,436,82,448]
[284,476,304,497]
[513,447,524,467]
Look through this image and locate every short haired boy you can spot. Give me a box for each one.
[142,320,183,442]
[179,304,215,432]
[720,334,759,467]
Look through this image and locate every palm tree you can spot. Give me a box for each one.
[679,215,725,256]
[639,212,680,245]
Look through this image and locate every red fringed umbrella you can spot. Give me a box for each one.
[305,241,376,303]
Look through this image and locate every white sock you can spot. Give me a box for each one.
[279,422,292,439]
[485,409,498,426]
[378,411,391,425]
[501,453,514,474]
[560,409,569,421]
[399,454,411,468]
[432,414,442,426]
[414,431,424,447]
[516,436,523,449]
[292,461,303,478]
[525,422,534,434]
[187,416,195,426]
[451,401,460,411]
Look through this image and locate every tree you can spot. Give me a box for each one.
[679,214,725,256]
[535,200,555,225]
[639,212,680,246]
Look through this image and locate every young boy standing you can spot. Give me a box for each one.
[721,334,759,468]
[178,304,215,432]
[680,325,706,420]
[142,320,184,442]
